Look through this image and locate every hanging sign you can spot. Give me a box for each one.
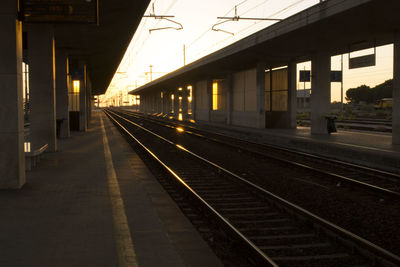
[330,71,342,82]
[349,54,375,69]
[22,0,98,24]
[299,70,311,82]
[349,46,376,69]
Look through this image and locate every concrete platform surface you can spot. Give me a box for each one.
[0,111,222,267]
[198,122,400,174]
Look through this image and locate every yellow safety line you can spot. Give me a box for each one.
[100,115,139,267]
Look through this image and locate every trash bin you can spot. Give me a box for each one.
[325,115,337,133]
[56,119,63,138]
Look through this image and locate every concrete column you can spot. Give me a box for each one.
[28,24,57,152]
[182,86,189,119]
[192,84,197,120]
[256,62,266,128]
[145,94,149,114]
[311,52,331,134]
[139,95,144,113]
[206,78,213,122]
[86,75,92,128]
[288,62,297,129]
[393,32,400,145]
[174,88,179,118]
[55,50,70,138]
[0,1,25,188]
[79,65,87,131]
[152,93,156,113]
[162,91,167,114]
[225,74,233,125]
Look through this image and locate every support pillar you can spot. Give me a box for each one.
[28,24,57,151]
[174,88,179,119]
[191,85,196,120]
[86,75,92,128]
[311,52,331,134]
[288,61,297,129]
[182,86,189,119]
[162,90,167,114]
[226,74,233,125]
[393,32,400,145]
[55,50,70,138]
[0,1,25,188]
[79,65,87,132]
[256,62,266,128]
[206,78,213,122]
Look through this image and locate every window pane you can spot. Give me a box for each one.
[265,92,271,111]
[272,91,288,111]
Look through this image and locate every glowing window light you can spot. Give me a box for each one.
[171,94,174,100]
[178,113,183,121]
[212,82,218,110]
[161,92,163,98]
[178,87,182,91]
[73,80,80,93]
[24,142,31,153]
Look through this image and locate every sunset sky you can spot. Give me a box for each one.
[102,0,393,104]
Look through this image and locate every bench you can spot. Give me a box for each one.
[25,143,48,171]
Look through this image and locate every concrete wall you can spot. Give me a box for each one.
[231,68,258,127]
[195,80,209,121]
[231,111,258,127]
[210,110,227,123]
[233,68,257,112]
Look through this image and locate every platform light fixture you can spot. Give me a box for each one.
[73,80,80,93]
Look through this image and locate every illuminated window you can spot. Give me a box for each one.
[171,94,175,113]
[73,80,80,93]
[265,67,288,112]
[187,85,193,114]
[161,92,163,98]
[212,80,225,110]
[69,79,80,111]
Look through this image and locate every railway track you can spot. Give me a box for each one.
[104,109,400,267]
[115,109,400,200]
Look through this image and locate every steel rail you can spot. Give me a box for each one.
[106,109,400,266]
[104,109,278,266]
[115,109,400,199]
[123,110,400,178]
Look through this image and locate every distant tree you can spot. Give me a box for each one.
[345,85,371,103]
[346,79,393,104]
[372,79,392,100]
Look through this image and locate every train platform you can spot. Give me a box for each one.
[0,111,222,267]
[196,122,400,174]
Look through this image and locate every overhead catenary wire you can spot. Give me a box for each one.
[194,0,307,59]
[143,2,183,32]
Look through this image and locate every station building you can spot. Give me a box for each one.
[131,0,400,148]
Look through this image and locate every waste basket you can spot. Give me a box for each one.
[325,115,337,133]
[56,119,63,138]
